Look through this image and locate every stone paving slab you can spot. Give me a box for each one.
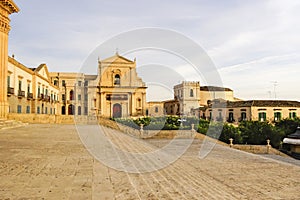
[0,124,299,199]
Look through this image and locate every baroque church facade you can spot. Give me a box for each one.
[49,54,147,118]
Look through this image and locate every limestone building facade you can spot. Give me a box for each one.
[96,54,147,118]
[49,54,147,119]
[8,57,60,115]
[163,81,238,117]
[206,100,300,123]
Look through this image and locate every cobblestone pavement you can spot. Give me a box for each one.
[0,124,299,199]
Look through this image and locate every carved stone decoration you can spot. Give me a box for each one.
[0,0,19,118]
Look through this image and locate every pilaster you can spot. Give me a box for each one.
[0,0,19,118]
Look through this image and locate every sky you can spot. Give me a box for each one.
[8,0,300,101]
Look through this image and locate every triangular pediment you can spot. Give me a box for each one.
[35,64,51,81]
[101,54,134,64]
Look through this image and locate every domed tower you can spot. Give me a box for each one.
[0,0,19,118]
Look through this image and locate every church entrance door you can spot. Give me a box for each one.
[113,103,122,118]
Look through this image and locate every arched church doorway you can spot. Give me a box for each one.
[68,104,74,115]
[62,105,66,115]
[113,103,122,118]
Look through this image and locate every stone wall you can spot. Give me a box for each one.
[232,144,287,156]
[8,113,74,124]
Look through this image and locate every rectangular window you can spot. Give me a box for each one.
[84,81,88,86]
[78,81,82,86]
[228,112,234,122]
[38,86,41,97]
[27,83,30,94]
[62,94,65,101]
[258,112,267,122]
[155,107,158,113]
[37,106,40,114]
[18,80,22,91]
[78,94,81,101]
[17,105,22,113]
[54,80,58,86]
[26,106,30,114]
[7,76,10,88]
[50,108,52,115]
[62,80,66,86]
[289,112,297,119]
[274,112,282,121]
[241,112,247,121]
[190,89,194,97]
[84,107,88,115]
[84,94,88,101]
[45,107,48,114]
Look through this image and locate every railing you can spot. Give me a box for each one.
[7,87,14,95]
[18,90,25,98]
[27,93,33,100]
[67,100,75,104]
[38,94,44,101]
[45,95,50,102]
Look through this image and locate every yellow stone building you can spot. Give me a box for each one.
[205,99,300,123]
[97,54,147,118]
[163,81,238,117]
[8,57,60,115]
[49,54,147,118]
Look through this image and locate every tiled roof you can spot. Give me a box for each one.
[200,86,233,92]
[211,100,300,108]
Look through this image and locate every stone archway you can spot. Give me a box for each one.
[113,103,122,118]
[68,104,74,115]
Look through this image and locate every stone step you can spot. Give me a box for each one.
[0,118,28,130]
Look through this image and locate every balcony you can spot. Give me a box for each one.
[38,94,44,101]
[27,93,33,100]
[7,87,14,96]
[45,95,50,102]
[67,100,75,104]
[18,90,25,98]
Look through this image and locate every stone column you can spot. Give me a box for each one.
[0,1,19,118]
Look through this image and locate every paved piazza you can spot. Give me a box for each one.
[0,124,299,199]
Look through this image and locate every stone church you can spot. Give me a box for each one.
[96,54,147,118]
[48,54,148,119]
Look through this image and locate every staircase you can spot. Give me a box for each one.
[0,118,28,130]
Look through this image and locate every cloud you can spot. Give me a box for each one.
[8,0,300,101]
[219,53,300,100]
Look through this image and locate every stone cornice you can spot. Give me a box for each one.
[0,19,10,34]
[8,56,34,75]
[0,0,19,33]
[0,0,19,14]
